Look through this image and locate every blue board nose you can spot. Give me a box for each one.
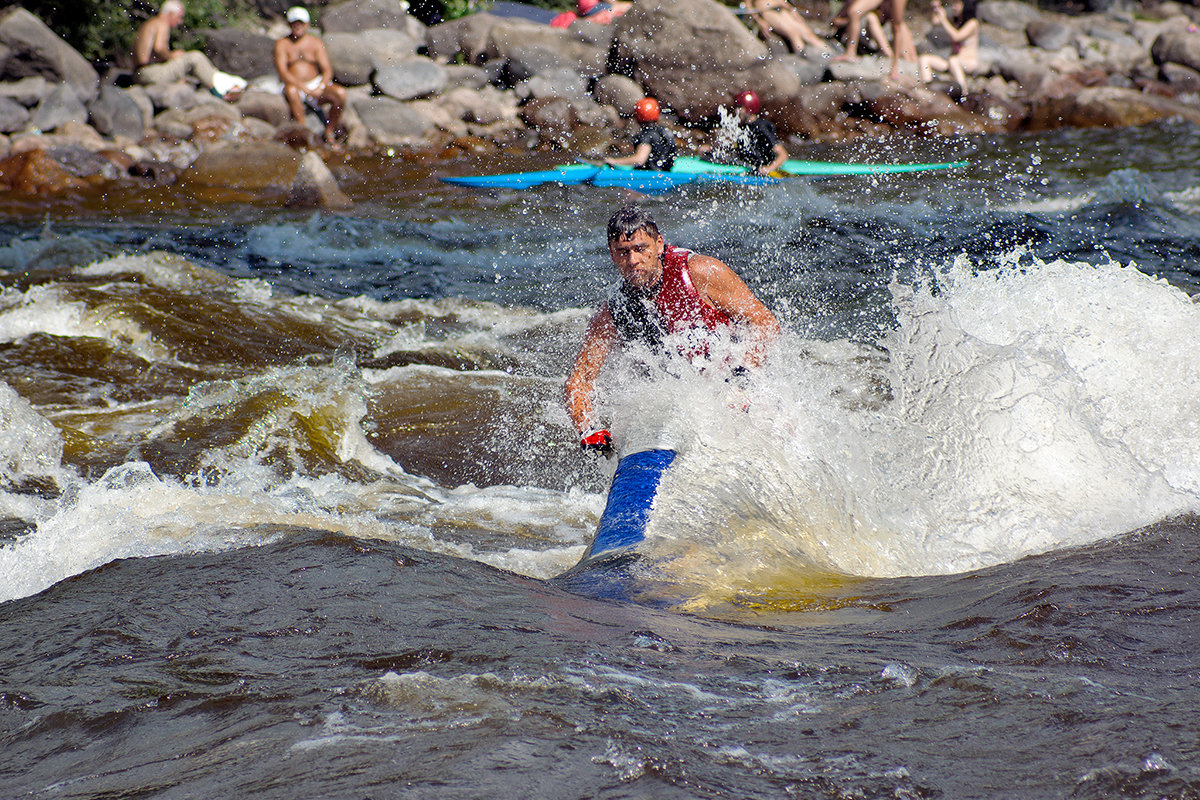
[578,449,677,565]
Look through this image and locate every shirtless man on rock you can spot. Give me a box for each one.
[273,6,347,145]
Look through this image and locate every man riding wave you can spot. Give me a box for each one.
[565,204,780,453]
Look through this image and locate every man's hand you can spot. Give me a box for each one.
[580,429,613,454]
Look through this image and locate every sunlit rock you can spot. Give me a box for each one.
[287,149,352,209]
[30,84,87,133]
[1026,84,1200,130]
[0,148,88,193]
[180,140,302,189]
[88,85,146,142]
[374,60,449,101]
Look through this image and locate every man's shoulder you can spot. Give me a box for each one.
[680,252,733,283]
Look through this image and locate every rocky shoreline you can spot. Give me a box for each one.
[4,0,1200,207]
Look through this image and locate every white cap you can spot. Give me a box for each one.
[286,6,310,23]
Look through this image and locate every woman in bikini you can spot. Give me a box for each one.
[918,0,980,94]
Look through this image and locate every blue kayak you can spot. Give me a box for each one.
[442,156,967,192]
[441,164,777,193]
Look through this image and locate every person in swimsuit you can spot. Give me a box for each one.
[133,1,243,100]
[565,204,780,452]
[832,0,915,79]
[749,0,831,55]
[918,0,980,94]
[273,6,347,145]
[605,98,677,172]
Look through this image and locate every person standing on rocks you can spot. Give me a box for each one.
[832,0,914,79]
[133,0,243,100]
[605,98,677,172]
[274,6,347,146]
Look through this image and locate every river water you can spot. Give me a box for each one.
[2,120,1200,799]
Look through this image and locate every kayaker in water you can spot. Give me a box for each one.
[605,98,677,172]
[707,90,789,176]
[565,204,780,453]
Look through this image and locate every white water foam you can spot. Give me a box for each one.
[640,254,1200,585]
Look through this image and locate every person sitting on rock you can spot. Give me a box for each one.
[273,6,347,146]
[133,0,244,101]
[605,98,677,172]
[749,0,831,55]
[918,0,980,95]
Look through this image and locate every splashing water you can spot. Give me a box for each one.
[635,254,1200,600]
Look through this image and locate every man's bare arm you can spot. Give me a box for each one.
[565,308,619,433]
[273,39,301,88]
[689,254,780,366]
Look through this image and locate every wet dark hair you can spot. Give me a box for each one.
[607,204,660,242]
[958,0,977,22]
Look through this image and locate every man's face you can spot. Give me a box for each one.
[609,229,664,291]
[289,20,308,36]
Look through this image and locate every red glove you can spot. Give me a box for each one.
[580,429,613,454]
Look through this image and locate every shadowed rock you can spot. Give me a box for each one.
[0,8,98,102]
[89,85,146,141]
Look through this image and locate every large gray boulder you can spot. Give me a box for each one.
[593,73,645,115]
[321,0,427,40]
[1026,19,1077,51]
[0,8,99,102]
[235,89,292,127]
[374,60,448,100]
[608,0,795,122]
[977,0,1044,32]
[326,30,422,85]
[203,28,278,80]
[0,96,29,133]
[425,13,502,63]
[351,95,436,145]
[486,20,607,81]
[88,85,146,141]
[1152,29,1200,73]
[30,84,88,132]
[439,84,519,125]
[0,76,51,107]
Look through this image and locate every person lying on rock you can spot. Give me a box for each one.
[133,0,245,101]
[605,98,677,172]
[274,6,347,146]
[749,0,831,55]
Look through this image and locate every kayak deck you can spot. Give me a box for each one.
[441,156,967,192]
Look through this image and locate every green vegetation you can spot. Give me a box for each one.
[19,0,256,64]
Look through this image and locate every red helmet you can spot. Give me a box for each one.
[634,97,660,123]
[734,90,761,114]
